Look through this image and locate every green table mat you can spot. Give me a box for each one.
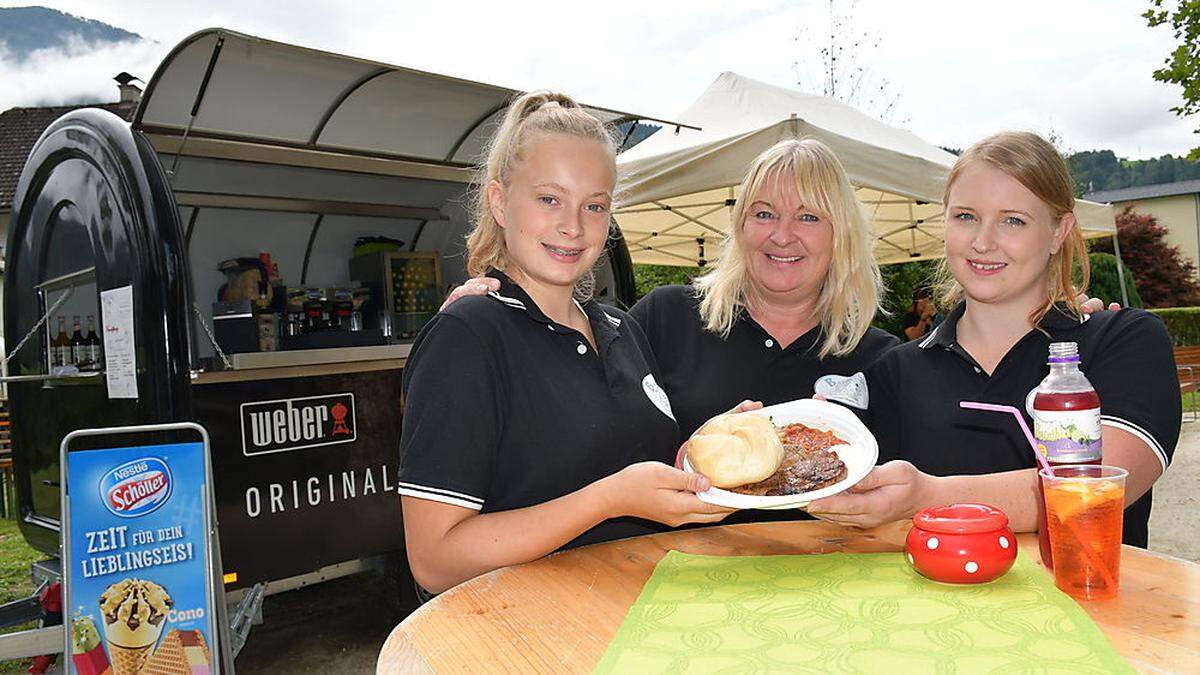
[594,551,1132,674]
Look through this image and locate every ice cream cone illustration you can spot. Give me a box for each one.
[99,578,173,675]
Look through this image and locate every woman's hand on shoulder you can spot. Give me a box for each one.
[726,399,764,415]
[440,276,501,312]
[604,462,733,527]
[1077,292,1121,314]
[805,460,936,529]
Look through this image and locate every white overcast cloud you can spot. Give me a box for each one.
[1,0,1195,159]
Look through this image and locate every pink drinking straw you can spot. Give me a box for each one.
[959,401,1054,477]
[959,401,1118,590]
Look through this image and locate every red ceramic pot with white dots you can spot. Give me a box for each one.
[905,503,1017,584]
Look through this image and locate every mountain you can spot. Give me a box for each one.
[0,6,142,60]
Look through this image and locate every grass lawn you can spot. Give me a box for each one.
[1,517,46,674]
[1183,390,1200,414]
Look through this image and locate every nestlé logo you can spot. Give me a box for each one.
[100,457,173,518]
[240,393,357,456]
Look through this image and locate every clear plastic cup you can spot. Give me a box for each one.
[1039,464,1127,600]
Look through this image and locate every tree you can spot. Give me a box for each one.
[1086,252,1143,308]
[793,0,906,124]
[1145,0,1200,159]
[873,260,938,337]
[1091,205,1200,307]
[1070,148,1200,193]
[633,263,700,300]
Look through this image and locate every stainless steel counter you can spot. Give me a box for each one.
[228,344,411,370]
[192,344,412,385]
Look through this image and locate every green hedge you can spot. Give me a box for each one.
[1148,307,1200,346]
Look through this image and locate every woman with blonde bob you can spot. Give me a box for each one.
[809,131,1179,549]
[635,138,899,443]
[399,91,729,595]
[692,139,882,359]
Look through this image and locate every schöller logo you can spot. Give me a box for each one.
[100,457,173,518]
[240,393,357,456]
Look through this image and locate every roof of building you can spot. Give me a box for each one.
[0,100,137,210]
[1084,178,1200,204]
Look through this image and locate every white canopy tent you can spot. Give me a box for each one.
[616,72,1116,268]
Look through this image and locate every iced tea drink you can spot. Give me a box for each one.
[1040,465,1127,601]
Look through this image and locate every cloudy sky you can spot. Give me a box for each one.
[2,0,1195,160]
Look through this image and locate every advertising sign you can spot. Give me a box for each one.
[195,370,403,589]
[61,424,225,675]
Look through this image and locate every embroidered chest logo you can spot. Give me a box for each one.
[642,374,675,420]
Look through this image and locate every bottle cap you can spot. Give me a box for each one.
[1048,341,1079,363]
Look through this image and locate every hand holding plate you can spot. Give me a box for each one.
[806,460,935,528]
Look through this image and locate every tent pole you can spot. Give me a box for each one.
[1111,231,1129,307]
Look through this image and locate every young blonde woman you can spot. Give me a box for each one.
[398,91,729,595]
[808,131,1179,547]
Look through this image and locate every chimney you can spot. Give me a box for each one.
[114,72,143,105]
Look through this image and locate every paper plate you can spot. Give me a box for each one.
[683,398,879,510]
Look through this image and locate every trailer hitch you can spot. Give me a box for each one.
[228,582,266,658]
[0,581,62,672]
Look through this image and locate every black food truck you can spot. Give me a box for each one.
[4,28,687,627]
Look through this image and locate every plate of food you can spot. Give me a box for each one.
[681,398,878,510]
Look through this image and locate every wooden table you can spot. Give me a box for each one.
[377,521,1200,673]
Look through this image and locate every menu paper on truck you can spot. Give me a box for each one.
[62,434,222,675]
[99,285,137,399]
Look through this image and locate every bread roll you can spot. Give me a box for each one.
[685,413,784,488]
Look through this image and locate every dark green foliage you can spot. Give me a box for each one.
[874,260,938,337]
[633,264,701,300]
[1071,149,1200,194]
[1145,0,1200,159]
[1148,306,1200,346]
[1086,252,1143,308]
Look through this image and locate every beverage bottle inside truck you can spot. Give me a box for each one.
[1032,341,1103,569]
[85,315,101,370]
[52,317,70,367]
[70,316,87,368]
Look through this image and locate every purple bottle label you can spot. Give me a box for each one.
[1033,408,1102,462]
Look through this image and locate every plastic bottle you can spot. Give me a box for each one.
[1032,341,1103,569]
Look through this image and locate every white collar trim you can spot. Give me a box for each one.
[487,290,527,310]
[918,324,940,349]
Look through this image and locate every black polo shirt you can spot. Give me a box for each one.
[631,285,901,441]
[631,285,900,526]
[399,269,679,550]
[866,302,1180,547]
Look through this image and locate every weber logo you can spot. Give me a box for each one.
[240,393,357,456]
